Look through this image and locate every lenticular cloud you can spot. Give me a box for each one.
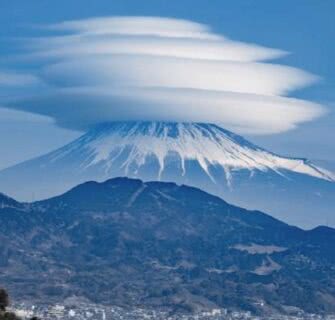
[2,16,325,134]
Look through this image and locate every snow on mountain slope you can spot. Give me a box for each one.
[47,122,334,182]
[0,122,334,228]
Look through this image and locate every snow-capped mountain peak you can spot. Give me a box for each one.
[0,122,334,228]
[49,122,334,183]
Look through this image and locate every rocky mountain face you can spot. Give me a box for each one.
[0,178,334,315]
[0,122,334,228]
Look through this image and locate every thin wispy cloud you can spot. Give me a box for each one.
[0,71,40,87]
[1,16,326,134]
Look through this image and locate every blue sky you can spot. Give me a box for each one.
[0,0,334,170]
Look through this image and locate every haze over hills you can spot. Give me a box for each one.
[0,122,334,228]
[0,177,335,316]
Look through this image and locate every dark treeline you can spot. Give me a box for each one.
[0,289,40,320]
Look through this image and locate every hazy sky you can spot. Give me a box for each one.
[0,0,334,170]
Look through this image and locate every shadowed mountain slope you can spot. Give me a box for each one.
[0,178,334,314]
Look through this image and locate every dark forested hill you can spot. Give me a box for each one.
[0,178,334,315]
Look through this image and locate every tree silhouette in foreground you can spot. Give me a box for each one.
[0,288,41,320]
[0,289,9,312]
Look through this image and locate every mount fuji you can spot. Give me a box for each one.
[0,122,334,228]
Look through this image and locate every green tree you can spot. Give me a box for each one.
[0,289,9,312]
[1,311,21,320]
[0,289,20,320]
[0,289,41,320]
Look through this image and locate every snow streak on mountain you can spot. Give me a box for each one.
[51,122,333,182]
[0,122,334,228]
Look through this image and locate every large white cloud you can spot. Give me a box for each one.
[41,56,316,96]
[14,87,323,134]
[1,16,326,134]
[28,34,286,62]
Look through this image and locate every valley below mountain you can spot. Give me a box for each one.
[1,178,335,317]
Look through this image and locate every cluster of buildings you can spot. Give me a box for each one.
[11,302,335,320]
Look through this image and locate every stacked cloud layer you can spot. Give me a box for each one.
[1,16,325,134]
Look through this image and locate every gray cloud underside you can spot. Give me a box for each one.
[8,87,324,134]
